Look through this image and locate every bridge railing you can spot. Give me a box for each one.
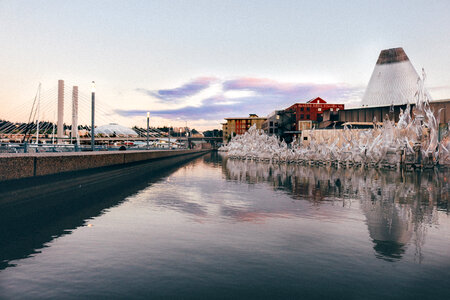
[0,142,190,154]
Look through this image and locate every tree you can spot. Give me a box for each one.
[203,129,223,137]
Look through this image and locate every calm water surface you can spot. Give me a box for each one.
[0,153,449,299]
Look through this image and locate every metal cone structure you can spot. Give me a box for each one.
[361,47,428,107]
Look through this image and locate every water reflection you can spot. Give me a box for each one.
[224,157,449,261]
[1,152,450,299]
[0,152,205,270]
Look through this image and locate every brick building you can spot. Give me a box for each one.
[285,97,344,130]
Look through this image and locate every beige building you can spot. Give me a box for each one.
[222,114,267,143]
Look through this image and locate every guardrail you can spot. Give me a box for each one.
[0,143,189,154]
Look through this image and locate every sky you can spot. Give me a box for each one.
[1,0,449,131]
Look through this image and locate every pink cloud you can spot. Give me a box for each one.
[120,76,363,121]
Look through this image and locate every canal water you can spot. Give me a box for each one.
[0,152,449,299]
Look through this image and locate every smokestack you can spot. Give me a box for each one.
[72,86,78,142]
[57,80,64,142]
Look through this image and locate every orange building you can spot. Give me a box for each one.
[222,114,267,143]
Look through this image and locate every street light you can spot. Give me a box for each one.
[146,112,150,149]
[91,81,96,151]
[168,126,171,150]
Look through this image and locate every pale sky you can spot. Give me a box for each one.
[1,0,449,130]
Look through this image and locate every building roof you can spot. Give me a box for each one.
[376,48,409,64]
[360,47,430,108]
[95,123,138,136]
[225,113,266,120]
[342,122,381,126]
[224,117,267,120]
[307,97,327,104]
[342,98,449,111]
[430,98,450,103]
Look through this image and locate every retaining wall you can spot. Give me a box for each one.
[0,149,209,181]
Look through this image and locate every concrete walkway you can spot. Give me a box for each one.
[0,149,209,181]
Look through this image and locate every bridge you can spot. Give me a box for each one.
[0,80,222,152]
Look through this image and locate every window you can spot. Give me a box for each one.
[269,128,273,134]
[270,121,273,126]
[306,114,310,119]
[274,128,278,133]
[300,114,304,119]
[307,107,310,111]
[303,136,308,140]
[300,107,304,111]
[274,122,278,127]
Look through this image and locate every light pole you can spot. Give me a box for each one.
[168,126,171,150]
[146,112,150,149]
[185,120,189,149]
[91,81,95,151]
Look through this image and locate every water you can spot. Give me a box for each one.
[0,153,449,299]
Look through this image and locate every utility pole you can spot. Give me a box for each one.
[146,112,150,149]
[91,81,95,151]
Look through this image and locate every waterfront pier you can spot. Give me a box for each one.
[0,149,210,181]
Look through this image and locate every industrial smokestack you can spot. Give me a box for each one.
[72,86,78,143]
[57,80,64,142]
[361,47,428,108]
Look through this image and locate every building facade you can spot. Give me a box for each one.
[285,97,344,130]
[299,99,450,145]
[261,110,296,142]
[222,114,267,143]
[337,99,450,125]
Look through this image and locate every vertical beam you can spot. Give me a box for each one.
[91,81,95,151]
[146,112,150,149]
[72,86,78,145]
[57,80,64,143]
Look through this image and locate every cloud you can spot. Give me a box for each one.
[117,77,363,125]
[223,77,350,98]
[136,77,216,101]
[115,96,237,120]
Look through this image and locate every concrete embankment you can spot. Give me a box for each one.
[0,149,209,181]
[0,151,215,267]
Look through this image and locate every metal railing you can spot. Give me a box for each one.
[0,142,189,154]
